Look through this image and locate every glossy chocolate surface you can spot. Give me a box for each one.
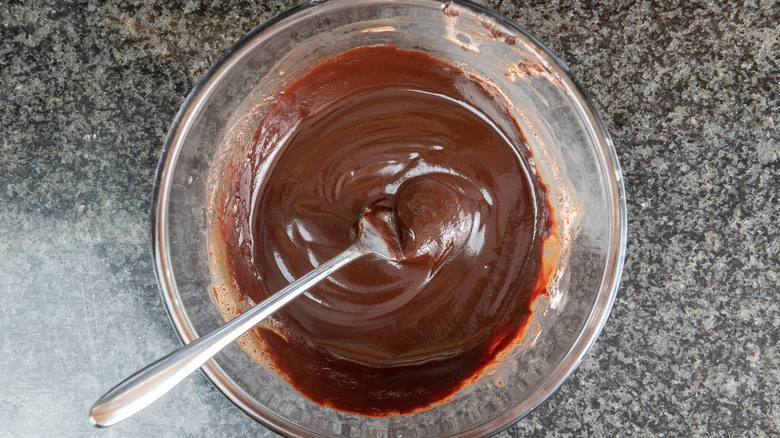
[219,45,553,415]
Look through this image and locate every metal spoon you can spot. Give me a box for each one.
[90,202,402,427]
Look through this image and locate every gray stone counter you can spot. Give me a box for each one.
[1,0,777,436]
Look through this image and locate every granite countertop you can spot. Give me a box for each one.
[1,0,777,436]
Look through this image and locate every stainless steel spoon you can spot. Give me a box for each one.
[90,203,401,427]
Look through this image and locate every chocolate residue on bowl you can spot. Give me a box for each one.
[211,45,559,416]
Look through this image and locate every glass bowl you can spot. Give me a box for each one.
[152,0,627,436]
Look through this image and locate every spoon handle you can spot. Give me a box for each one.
[90,245,366,428]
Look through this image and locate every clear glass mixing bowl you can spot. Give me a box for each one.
[152,0,627,436]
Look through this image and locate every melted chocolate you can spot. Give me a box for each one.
[219,45,553,415]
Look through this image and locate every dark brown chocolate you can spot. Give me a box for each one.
[218,45,553,416]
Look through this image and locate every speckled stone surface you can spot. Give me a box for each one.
[1,0,777,436]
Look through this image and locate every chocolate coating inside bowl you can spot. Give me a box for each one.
[216,45,554,415]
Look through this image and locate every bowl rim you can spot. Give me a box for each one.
[151,0,628,436]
